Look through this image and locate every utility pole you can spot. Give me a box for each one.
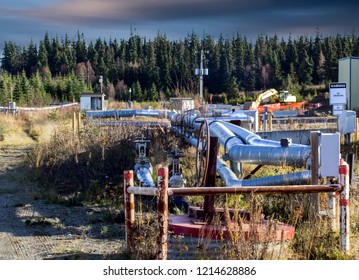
[99,75,103,94]
[195,50,208,105]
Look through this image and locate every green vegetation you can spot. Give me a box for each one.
[1,31,359,106]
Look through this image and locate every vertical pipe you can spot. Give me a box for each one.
[124,170,135,254]
[263,114,267,131]
[339,160,350,254]
[157,167,169,260]
[230,160,242,178]
[263,106,268,132]
[253,110,259,132]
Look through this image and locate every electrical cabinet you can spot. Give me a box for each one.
[319,132,340,177]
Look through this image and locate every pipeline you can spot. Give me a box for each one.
[175,113,311,167]
[172,125,311,187]
[86,109,174,119]
[216,157,311,186]
[220,121,308,147]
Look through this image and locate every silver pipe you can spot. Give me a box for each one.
[227,145,311,166]
[216,157,311,186]
[180,114,311,167]
[221,121,308,147]
[208,121,245,148]
[177,127,311,187]
[87,109,172,119]
[135,166,155,188]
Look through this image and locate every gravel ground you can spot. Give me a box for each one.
[0,146,126,260]
[1,146,358,260]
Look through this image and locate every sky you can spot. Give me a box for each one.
[1,0,359,48]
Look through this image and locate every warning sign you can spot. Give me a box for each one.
[329,83,346,105]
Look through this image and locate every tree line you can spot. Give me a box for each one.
[1,31,359,106]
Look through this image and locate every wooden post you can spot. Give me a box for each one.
[124,170,135,254]
[72,112,76,133]
[310,131,320,219]
[77,112,81,132]
[157,167,168,260]
[203,137,219,223]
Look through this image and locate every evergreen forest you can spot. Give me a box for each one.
[1,31,359,106]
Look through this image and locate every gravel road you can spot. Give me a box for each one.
[0,146,126,260]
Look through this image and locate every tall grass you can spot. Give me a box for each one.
[16,110,359,259]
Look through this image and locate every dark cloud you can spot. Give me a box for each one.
[0,0,358,47]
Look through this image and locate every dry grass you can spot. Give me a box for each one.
[3,109,359,260]
[0,109,74,147]
[0,113,34,146]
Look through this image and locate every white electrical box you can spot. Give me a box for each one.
[319,132,340,177]
[338,110,356,134]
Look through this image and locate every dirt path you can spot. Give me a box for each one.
[0,146,126,260]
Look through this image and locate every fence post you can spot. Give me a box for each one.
[77,112,82,132]
[310,131,320,219]
[72,112,76,134]
[124,170,135,255]
[157,167,169,260]
[339,159,350,254]
[204,137,219,223]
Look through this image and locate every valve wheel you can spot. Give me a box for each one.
[195,119,210,187]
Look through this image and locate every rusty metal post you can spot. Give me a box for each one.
[339,159,350,254]
[124,170,135,254]
[203,137,219,223]
[310,131,320,219]
[157,167,168,260]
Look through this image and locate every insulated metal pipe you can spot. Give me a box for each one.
[216,157,311,186]
[226,144,311,166]
[221,121,307,147]
[135,166,156,188]
[86,109,172,119]
[179,114,311,167]
[174,126,311,187]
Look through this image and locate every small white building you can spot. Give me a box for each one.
[338,56,359,110]
[80,93,107,111]
[170,98,194,111]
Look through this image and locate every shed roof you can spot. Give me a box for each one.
[80,93,104,98]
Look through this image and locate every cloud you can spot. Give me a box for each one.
[0,0,358,44]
